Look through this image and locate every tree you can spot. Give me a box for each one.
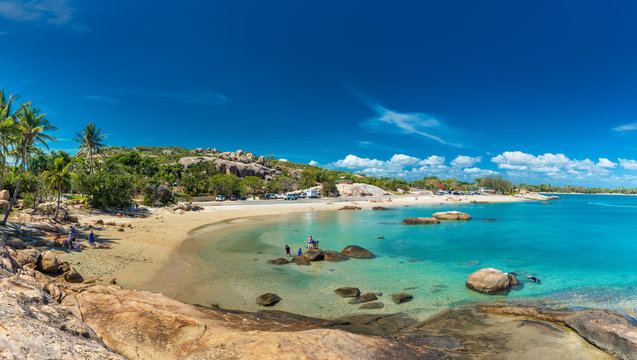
[321,182,338,197]
[0,89,19,190]
[2,104,57,225]
[478,175,514,194]
[209,173,240,197]
[73,123,106,174]
[240,176,264,195]
[42,157,74,220]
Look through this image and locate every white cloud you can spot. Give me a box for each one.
[362,104,461,147]
[333,155,385,169]
[463,167,497,176]
[278,158,289,162]
[0,0,73,25]
[330,153,461,180]
[308,160,319,166]
[613,123,637,132]
[619,158,637,170]
[491,151,571,172]
[597,158,617,168]
[450,155,482,168]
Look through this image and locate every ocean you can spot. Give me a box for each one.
[168,194,637,320]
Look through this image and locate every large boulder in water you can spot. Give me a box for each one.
[303,249,324,261]
[341,245,374,259]
[323,250,348,262]
[402,217,440,225]
[466,268,510,294]
[334,287,360,298]
[256,293,281,307]
[432,211,472,221]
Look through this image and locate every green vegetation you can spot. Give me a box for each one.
[1,87,634,223]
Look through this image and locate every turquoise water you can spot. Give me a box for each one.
[172,195,637,319]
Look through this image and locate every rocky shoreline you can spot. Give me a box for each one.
[1,238,635,359]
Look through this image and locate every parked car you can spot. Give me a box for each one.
[240,195,247,200]
[230,195,237,201]
[259,194,269,200]
[215,195,226,201]
[284,194,297,200]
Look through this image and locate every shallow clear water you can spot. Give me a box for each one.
[171,195,637,319]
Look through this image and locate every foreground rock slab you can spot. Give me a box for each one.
[466,268,510,294]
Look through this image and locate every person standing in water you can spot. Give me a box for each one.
[305,236,314,250]
[285,244,291,257]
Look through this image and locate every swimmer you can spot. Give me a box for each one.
[526,275,541,283]
[376,235,384,239]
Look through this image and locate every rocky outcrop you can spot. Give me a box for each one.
[0,200,9,210]
[64,268,84,283]
[563,310,637,360]
[14,249,40,266]
[432,211,472,220]
[372,206,389,210]
[302,249,324,261]
[292,256,311,266]
[37,251,60,274]
[0,189,9,200]
[402,217,440,225]
[466,268,510,294]
[341,245,375,259]
[323,250,348,262]
[178,156,276,179]
[391,293,413,304]
[334,287,360,298]
[256,293,281,306]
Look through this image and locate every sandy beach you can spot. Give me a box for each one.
[54,194,534,295]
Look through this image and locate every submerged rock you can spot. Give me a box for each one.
[360,302,384,310]
[391,293,413,304]
[402,217,440,225]
[339,205,361,210]
[466,268,510,294]
[348,293,378,304]
[334,287,361,298]
[267,258,289,265]
[432,211,472,220]
[341,245,374,259]
[292,256,311,266]
[256,293,281,307]
[372,206,389,210]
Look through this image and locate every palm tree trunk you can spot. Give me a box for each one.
[2,146,26,226]
[0,155,5,190]
[55,185,60,220]
[90,148,93,175]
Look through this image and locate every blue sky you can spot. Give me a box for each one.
[2,0,637,186]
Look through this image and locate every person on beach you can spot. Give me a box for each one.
[66,232,73,250]
[89,230,95,247]
[297,248,303,257]
[285,244,291,257]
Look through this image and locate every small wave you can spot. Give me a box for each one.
[588,202,637,209]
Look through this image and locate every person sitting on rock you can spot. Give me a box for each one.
[297,248,303,257]
[526,275,541,283]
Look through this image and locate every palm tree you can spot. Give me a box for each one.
[42,157,73,220]
[73,123,106,174]
[1,104,57,226]
[0,89,20,190]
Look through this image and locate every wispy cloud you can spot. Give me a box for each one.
[613,123,637,132]
[119,89,229,106]
[84,95,119,104]
[362,105,461,147]
[0,0,73,25]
